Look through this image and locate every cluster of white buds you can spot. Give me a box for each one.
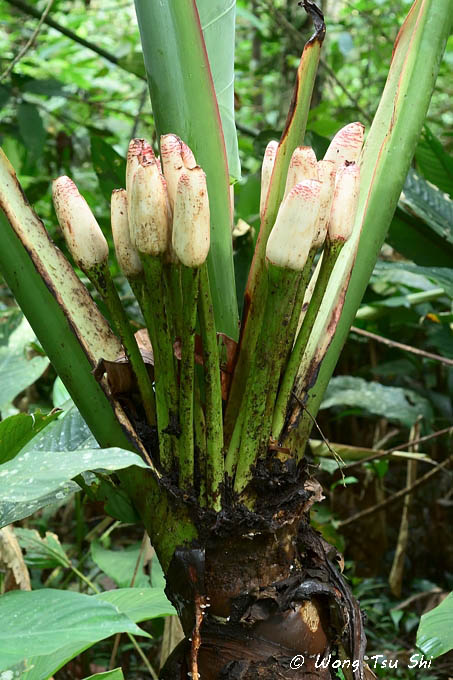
[125,134,210,268]
[263,121,365,271]
[52,135,211,275]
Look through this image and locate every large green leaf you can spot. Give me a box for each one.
[134,0,239,337]
[321,376,433,429]
[0,316,49,412]
[0,446,147,528]
[416,592,453,658]
[20,588,174,680]
[373,262,453,299]
[0,411,59,465]
[0,589,149,672]
[24,404,97,453]
[96,587,175,621]
[198,0,240,180]
[388,169,453,266]
[91,541,151,589]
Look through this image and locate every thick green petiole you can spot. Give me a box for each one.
[198,263,224,511]
[140,255,179,472]
[87,264,156,428]
[272,240,344,441]
[164,262,183,340]
[283,247,317,363]
[224,403,246,478]
[194,379,207,507]
[234,264,299,496]
[178,266,200,490]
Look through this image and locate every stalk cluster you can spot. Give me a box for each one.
[53,136,222,510]
[52,122,363,506]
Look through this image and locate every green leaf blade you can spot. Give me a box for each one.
[416,592,453,658]
[0,589,150,672]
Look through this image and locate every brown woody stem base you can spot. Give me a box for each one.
[158,460,366,680]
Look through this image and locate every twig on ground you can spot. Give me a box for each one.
[338,455,453,528]
[350,325,453,368]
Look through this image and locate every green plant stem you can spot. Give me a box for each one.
[198,263,223,510]
[166,262,183,339]
[234,264,299,495]
[88,264,156,428]
[178,266,200,490]
[140,255,179,472]
[272,240,343,441]
[224,406,245,478]
[284,247,316,362]
[194,379,207,507]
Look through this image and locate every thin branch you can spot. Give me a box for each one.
[338,455,453,528]
[350,325,453,367]
[4,0,145,79]
[343,425,453,471]
[0,0,55,82]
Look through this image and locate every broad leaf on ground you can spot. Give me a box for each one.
[20,588,174,680]
[321,376,432,428]
[0,588,150,672]
[416,592,453,658]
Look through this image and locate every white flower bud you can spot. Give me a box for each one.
[328,162,361,243]
[311,160,336,249]
[126,138,155,197]
[260,140,278,218]
[266,180,321,271]
[52,176,108,271]
[283,146,318,199]
[161,134,197,212]
[323,122,365,168]
[129,160,169,256]
[172,166,210,267]
[111,189,143,277]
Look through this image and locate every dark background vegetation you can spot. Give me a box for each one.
[1,0,452,677]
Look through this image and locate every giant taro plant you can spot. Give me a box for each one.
[0,1,451,678]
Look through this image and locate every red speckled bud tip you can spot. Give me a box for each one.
[328,162,361,243]
[111,189,143,277]
[284,146,318,199]
[161,134,199,212]
[260,139,278,218]
[323,122,365,168]
[266,179,321,271]
[172,166,210,268]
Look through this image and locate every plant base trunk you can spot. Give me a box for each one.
[159,463,366,680]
